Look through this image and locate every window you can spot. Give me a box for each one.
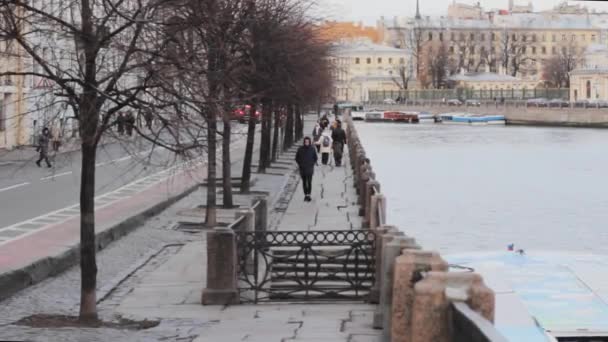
[378,57,382,64]
[552,46,557,55]
[451,32,455,41]
[542,46,546,54]
[491,46,496,54]
[552,34,556,42]
[481,33,485,41]
[562,34,566,41]
[428,32,433,41]
[388,58,393,64]
[592,34,596,42]
[562,47,567,55]
[532,34,537,42]
[522,46,526,54]
[532,46,536,54]
[460,33,465,41]
[439,32,444,41]
[480,46,486,54]
[586,80,591,99]
[570,47,576,54]
[512,34,517,41]
[542,34,546,42]
[470,33,474,40]
[522,34,527,42]
[355,57,360,64]
[470,46,475,54]
[449,46,454,54]
[399,57,405,64]
[572,34,576,41]
[366,58,371,64]
[491,32,496,41]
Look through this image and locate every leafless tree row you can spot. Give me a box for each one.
[0,0,332,321]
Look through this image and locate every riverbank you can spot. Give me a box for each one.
[367,104,608,128]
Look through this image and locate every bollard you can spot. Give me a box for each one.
[370,225,399,304]
[410,272,495,342]
[252,196,268,233]
[391,251,448,342]
[202,227,239,305]
[373,234,419,330]
[370,194,387,231]
[363,180,380,229]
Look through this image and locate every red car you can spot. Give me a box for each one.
[232,105,261,123]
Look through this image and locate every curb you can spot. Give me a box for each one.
[0,179,200,303]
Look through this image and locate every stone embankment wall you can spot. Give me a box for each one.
[375,103,608,128]
[345,114,506,342]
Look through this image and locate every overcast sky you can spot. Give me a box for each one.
[318,0,608,24]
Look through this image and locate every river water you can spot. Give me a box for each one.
[355,122,608,255]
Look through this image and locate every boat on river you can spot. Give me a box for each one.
[440,112,506,125]
[364,111,420,123]
[446,251,608,342]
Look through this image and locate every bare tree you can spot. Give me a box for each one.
[392,64,411,90]
[542,44,580,88]
[428,43,449,89]
[0,0,190,320]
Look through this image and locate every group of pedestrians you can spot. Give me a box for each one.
[116,112,136,137]
[295,115,347,202]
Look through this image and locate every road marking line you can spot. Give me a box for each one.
[41,171,73,181]
[0,182,30,193]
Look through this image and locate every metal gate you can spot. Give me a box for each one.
[236,230,376,303]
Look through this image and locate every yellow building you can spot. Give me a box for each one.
[329,39,408,102]
[319,21,382,44]
[0,41,29,150]
[570,45,608,101]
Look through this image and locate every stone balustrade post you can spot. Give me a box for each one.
[363,180,380,229]
[391,251,448,342]
[370,194,386,231]
[410,272,495,342]
[357,166,371,206]
[373,235,420,330]
[252,196,268,233]
[370,225,399,303]
[202,227,239,305]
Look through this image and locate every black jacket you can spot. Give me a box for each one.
[331,128,347,145]
[295,145,318,175]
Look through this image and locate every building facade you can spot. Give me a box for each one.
[329,39,408,102]
[570,45,608,101]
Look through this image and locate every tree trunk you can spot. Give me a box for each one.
[222,109,233,209]
[295,104,303,141]
[283,103,294,150]
[206,105,218,227]
[258,99,272,173]
[240,101,257,193]
[271,108,280,162]
[79,142,98,321]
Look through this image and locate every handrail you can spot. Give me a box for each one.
[451,302,508,342]
[228,215,247,231]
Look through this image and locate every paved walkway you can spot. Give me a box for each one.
[116,128,380,341]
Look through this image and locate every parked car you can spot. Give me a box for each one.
[526,98,549,107]
[588,99,608,108]
[383,98,396,105]
[351,110,366,121]
[548,99,569,108]
[465,99,481,107]
[447,99,463,106]
[232,105,261,123]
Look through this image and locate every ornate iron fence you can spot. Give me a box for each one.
[236,230,376,303]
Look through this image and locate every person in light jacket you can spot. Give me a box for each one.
[317,130,333,166]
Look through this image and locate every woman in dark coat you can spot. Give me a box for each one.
[295,136,318,202]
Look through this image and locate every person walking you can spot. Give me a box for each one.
[318,130,333,166]
[125,111,135,137]
[312,122,322,153]
[331,120,347,167]
[36,127,52,168]
[295,137,318,202]
[50,121,62,152]
[117,112,125,135]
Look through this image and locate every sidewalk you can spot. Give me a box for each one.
[115,135,380,341]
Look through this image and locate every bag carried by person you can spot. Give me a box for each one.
[322,136,331,148]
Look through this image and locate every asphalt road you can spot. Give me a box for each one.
[0,123,255,228]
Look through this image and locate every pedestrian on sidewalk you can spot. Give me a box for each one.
[295,137,318,202]
[331,120,347,167]
[117,112,125,135]
[50,122,62,152]
[318,130,333,166]
[125,111,135,137]
[36,127,52,168]
[312,122,322,153]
